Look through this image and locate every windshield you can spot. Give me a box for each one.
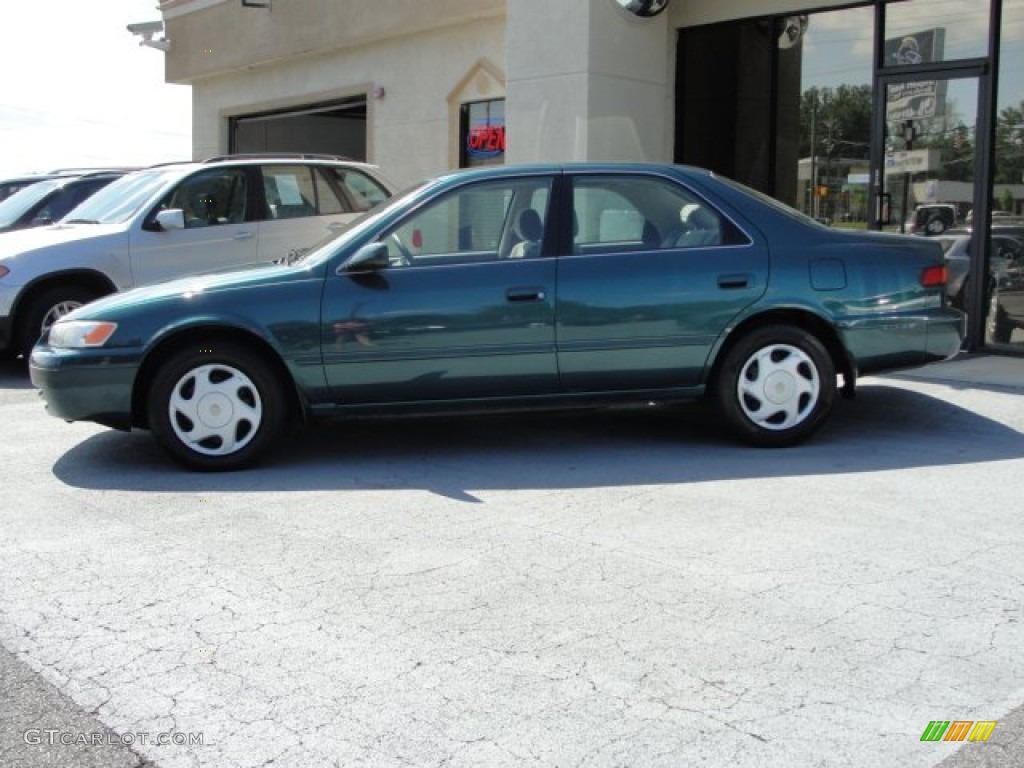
[0,179,60,227]
[63,169,177,225]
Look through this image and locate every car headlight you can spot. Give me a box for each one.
[48,320,118,349]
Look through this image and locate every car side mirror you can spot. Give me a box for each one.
[339,242,390,273]
[155,209,186,231]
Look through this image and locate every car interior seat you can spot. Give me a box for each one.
[509,208,543,259]
[668,203,721,247]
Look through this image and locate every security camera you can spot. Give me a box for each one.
[127,20,170,51]
[127,20,164,37]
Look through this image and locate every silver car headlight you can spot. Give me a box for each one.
[48,320,118,349]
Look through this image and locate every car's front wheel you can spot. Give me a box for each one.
[17,284,101,355]
[147,343,286,470]
[715,325,836,447]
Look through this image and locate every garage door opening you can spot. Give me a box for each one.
[229,96,368,160]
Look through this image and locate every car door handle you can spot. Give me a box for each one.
[506,287,547,302]
[717,273,751,289]
[327,222,347,232]
[232,231,255,241]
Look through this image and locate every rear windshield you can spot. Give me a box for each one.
[714,173,822,227]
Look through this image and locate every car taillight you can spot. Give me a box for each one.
[921,265,947,287]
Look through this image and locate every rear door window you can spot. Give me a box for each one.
[262,165,318,220]
[571,175,747,255]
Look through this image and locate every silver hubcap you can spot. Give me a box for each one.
[737,343,820,431]
[41,301,85,334]
[168,363,262,456]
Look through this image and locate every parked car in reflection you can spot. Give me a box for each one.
[907,203,960,235]
[0,154,394,355]
[990,246,1024,343]
[0,171,127,233]
[30,163,964,470]
[935,229,1024,309]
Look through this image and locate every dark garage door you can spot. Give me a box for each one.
[230,96,367,160]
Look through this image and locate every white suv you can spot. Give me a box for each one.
[0,155,393,355]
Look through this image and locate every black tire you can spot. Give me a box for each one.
[147,342,286,470]
[952,279,969,312]
[714,325,836,447]
[988,298,1014,344]
[16,284,101,355]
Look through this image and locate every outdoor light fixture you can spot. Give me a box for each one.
[611,0,670,19]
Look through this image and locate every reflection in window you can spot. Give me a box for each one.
[990,0,1024,346]
[883,0,991,65]
[792,6,874,224]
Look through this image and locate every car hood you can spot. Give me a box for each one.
[71,261,310,318]
[0,222,124,262]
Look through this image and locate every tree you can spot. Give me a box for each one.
[994,102,1024,185]
[800,84,872,159]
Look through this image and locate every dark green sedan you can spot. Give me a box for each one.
[30,164,964,470]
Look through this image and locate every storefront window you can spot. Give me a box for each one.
[791,6,875,224]
[460,99,506,168]
[883,0,991,65]
[989,0,1024,346]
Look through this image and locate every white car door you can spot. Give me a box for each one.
[257,164,390,263]
[128,166,259,286]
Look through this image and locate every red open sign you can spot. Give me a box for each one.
[467,124,506,156]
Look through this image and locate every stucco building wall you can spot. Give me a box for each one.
[159,0,858,183]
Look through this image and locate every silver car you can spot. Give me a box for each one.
[0,155,393,355]
[935,230,1024,309]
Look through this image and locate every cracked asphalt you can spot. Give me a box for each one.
[1,354,1022,768]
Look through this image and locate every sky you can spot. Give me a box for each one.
[1,0,1021,182]
[0,1,191,178]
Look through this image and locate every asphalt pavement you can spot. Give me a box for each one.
[0,352,1022,768]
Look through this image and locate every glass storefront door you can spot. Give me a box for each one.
[876,74,979,239]
[874,70,987,337]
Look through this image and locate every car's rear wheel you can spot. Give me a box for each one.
[715,325,836,447]
[147,343,286,471]
[17,284,100,355]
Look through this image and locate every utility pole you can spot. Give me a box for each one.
[900,119,915,233]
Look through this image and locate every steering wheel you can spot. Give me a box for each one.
[389,233,412,267]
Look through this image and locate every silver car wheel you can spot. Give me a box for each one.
[167,363,263,457]
[736,343,821,431]
[40,300,85,335]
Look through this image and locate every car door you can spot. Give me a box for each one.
[321,175,558,403]
[129,166,259,286]
[258,164,389,263]
[556,171,768,390]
